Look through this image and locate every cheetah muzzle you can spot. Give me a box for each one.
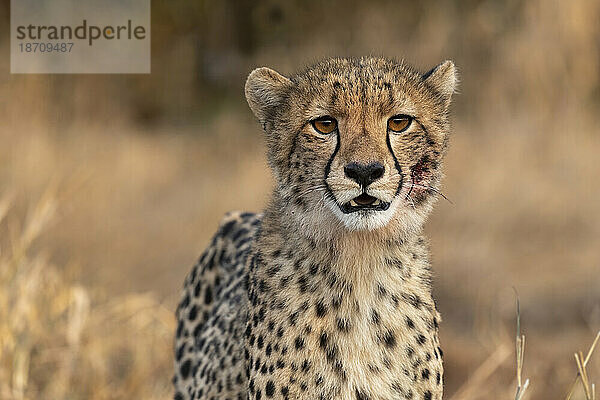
[174,57,457,400]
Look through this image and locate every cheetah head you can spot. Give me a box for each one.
[245,57,457,237]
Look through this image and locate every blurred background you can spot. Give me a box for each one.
[1,0,599,399]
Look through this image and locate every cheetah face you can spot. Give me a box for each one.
[245,57,456,234]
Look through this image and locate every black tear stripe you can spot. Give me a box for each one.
[323,129,341,205]
[386,131,404,197]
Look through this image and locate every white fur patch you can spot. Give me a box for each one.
[325,196,400,231]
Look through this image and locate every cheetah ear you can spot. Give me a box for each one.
[422,60,458,107]
[245,67,292,126]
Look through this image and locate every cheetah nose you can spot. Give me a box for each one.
[344,162,385,188]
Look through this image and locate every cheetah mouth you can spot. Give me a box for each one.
[340,193,390,214]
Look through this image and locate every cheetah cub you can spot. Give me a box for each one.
[174,57,457,400]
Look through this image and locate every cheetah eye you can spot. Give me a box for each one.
[311,116,338,135]
[387,115,413,133]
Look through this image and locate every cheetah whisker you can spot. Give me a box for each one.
[409,183,454,205]
[405,192,417,210]
[296,184,328,198]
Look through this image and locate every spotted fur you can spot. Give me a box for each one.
[174,57,457,400]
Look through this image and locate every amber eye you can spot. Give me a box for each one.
[311,117,338,135]
[387,115,413,133]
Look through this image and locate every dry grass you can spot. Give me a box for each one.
[569,332,600,400]
[0,189,174,400]
[448,299,599,400]
[513,298,529,400]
